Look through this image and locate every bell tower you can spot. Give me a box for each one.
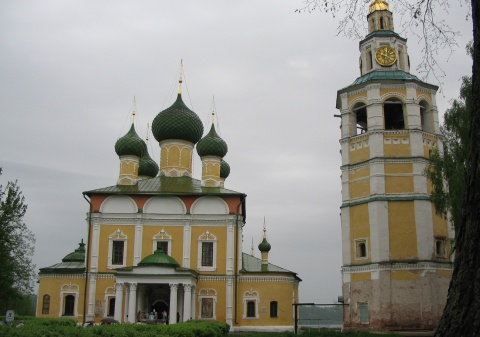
[336,0,453,331]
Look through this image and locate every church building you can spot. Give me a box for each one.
[336,0,453,332]
[36,78,301,332]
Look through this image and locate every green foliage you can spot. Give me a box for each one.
[0,171,36,312]
[0,319,229,337]
[426,74,472,236]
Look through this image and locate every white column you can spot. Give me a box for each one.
[87,273,96,320]
[183,224,191,268]
[191,286,196,320]
[128,283,137,323]
[114,283,123,322]
[183,284,192,321]
[134,225,143,266]
[169,284,178,324]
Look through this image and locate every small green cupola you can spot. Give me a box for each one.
[258,219,271,271]
[138,150,159,179]
[219,159,230,188]
[115,123,145,185]
[115,124,146,158]
[197,123,228,158]
[62,240,86,262]
[198,110,228,187]
[138,248,180,267]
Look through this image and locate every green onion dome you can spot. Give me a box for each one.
[138,248,180,267]
[258,237,271,253]
[197,124,228,158]
[62,241,86,262]
[115,124,146,158]
[138,150,159,178]
[152,94,204,144]
[220,159,230,179]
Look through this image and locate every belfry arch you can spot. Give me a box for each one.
[383,98,405,130]
[352,102,368,135]
[420,100,434,133]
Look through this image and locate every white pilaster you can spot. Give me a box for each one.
[191,286,196,321]
[91,224,100,271]
[415,200,434,260]
[226,223,234,275]
[87,273,96,320]
[369,200,389,262]
[370,161,385,195]
[341,207,351,265]
[183,223,191,268]
[134,225,142,266]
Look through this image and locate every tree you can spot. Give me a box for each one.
[0,169,36,313]
[297,0,480,335]
[426,69,472,236]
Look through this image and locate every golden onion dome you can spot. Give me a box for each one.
[369,0,390,14]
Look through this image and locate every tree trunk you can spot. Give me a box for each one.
[435,1,480,336]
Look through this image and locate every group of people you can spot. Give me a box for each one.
[137,309,168,323]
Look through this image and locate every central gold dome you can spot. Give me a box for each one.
[369,0,390,14]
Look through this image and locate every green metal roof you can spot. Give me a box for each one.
[84,175,245,196]
[241,252,299,278]
[39,241,85,274]
[360,30,405,44]
[339,70,438,93]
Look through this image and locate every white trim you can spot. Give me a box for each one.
[197,231,217,272]
[354,238,369,260]
[152,229,172,255]
[59,283,79,318]
[242,290,260,319]
[198,288,217,320]
[104,287,116,317]
[108,228,128,269]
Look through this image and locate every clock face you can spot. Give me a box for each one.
[375,46,397,66]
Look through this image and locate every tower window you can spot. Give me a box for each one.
[355,239,368,259]
[420,101,433,133]
[353,104,367,135]
[435,237,446,257]
[384,100,405,130]
[380,17,384,29]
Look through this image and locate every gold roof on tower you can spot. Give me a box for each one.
[369,0,390,14]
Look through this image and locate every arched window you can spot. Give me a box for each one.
[352,103,367,135]
[380,17,384,29]
[367,50,373,71]
[270,301,278,318]
[107,298,115,316]
[384,99,405,130]
[64,295,75,316]
[420,101,433,133]
[42,294,50,314]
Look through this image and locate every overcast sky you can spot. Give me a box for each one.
[0,1,472,303]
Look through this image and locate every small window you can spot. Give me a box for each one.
[107,298,115,317]
[435,238,446,257]
[355,239,368,259]
[42,294,50,314]
[247,301,256,318]
[202,242,214,267]
[64,295,75,316]
[353,104,367,135]
[112,241,124,265]
[270,301,278,318]
[157,241,169,255]
[358,302,369,324]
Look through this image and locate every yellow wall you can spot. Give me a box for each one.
[384,163,414,194]
[388,201,418,260]
[349,165,370,199]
